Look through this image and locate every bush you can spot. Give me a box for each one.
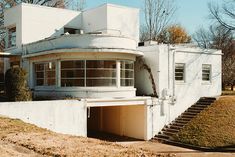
[5,67,32,101]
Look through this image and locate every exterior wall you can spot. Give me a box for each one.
[4,3,139,55]
[106,4,139,43]
[23,34,138,56]
[21,4,81,44]
[0,100,87,136]
[82,5,108,34]
[137,44,222,134]
[4,5,22,53]
[82,4,139,42]
[4,3,81,53]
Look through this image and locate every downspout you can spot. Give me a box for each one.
[171,47,176,105]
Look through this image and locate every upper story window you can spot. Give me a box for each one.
[202,64,211,81]
[8,27,16,48]
[64,28,83,35]
[175,63,185,82]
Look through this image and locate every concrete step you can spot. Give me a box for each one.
[183,112,198,115]
[196,102,213,106]
[169,125,184,130]
[163,128,179,133]
[202,97,216,101]
[155,97,216,143]
[191,104,208,108]
[179,114,196,118]
[171,122,185,127]
[162,131,177,136]
[156,134,170,140]
[187,108,203,112]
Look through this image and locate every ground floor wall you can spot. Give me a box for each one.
[0,100,87,136]
[88,105,146,140]
[0,97,154,140]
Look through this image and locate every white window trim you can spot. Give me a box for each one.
[175,63,186,83]
[34,61,56,87]
[202,64,212,84]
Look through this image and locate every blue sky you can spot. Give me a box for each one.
[86,0,223,35]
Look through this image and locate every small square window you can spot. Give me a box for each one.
[202,64,211,81]
[175,63,185,81]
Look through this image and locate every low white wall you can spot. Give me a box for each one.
[0,100,87,136]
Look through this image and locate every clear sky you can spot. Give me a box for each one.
[85,0,223,35]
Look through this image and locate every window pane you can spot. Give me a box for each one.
[61,60,84,69]
[86,61,116,69]
[120,61,134,86]
[121,61,134,69]
[121,79,134,86]
[61,70,84,78]
[86,79,116,86]
[8,27,16,48]
[86,60,116,86]
[121,70,134,78]
[61,60,85,87]
[35,64,44,71]
[202,64,211,81]
[36,79,44,86]
[175,63,185,81]
[61,79,84,87]
[47,79,56,86]
[36,72,44,78]
[86,69,116,78]
[34,62,55,86]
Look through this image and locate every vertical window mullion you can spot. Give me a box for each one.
[84,60,86,87]
[116,61,120,88]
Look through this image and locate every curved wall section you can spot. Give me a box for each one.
[24,34,138,55]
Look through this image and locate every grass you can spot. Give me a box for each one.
[173,96,235,148]
[222,90,235,96]
[0,117,48,138]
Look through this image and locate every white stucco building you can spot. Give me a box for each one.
[1,3,222,140]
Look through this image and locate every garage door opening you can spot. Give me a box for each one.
[87,105,146,141]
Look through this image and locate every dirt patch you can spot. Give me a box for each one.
[0,116,163,156]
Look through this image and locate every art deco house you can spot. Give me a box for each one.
[1,3,222,140]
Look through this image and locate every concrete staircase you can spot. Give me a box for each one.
[155,97,216,142]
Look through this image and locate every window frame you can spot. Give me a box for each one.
[60,60,85,87]
[175,63,186,82]
[34,61,56,87]
[120,60,134,87]
[7,26,16,48]
[202,64,212,82]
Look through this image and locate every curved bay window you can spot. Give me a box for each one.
[34,60,134,88]
[121,61,134,86]
[35,62,56,86]
[61,60,85,87]
[86,61,116,86]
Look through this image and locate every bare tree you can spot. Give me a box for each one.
[141,0,176,41]
[66,0,86,11]
[209,1,235,30]
[193,27,211,49]
[194,25,235,90]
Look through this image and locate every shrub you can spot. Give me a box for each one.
[5,67,32,101]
